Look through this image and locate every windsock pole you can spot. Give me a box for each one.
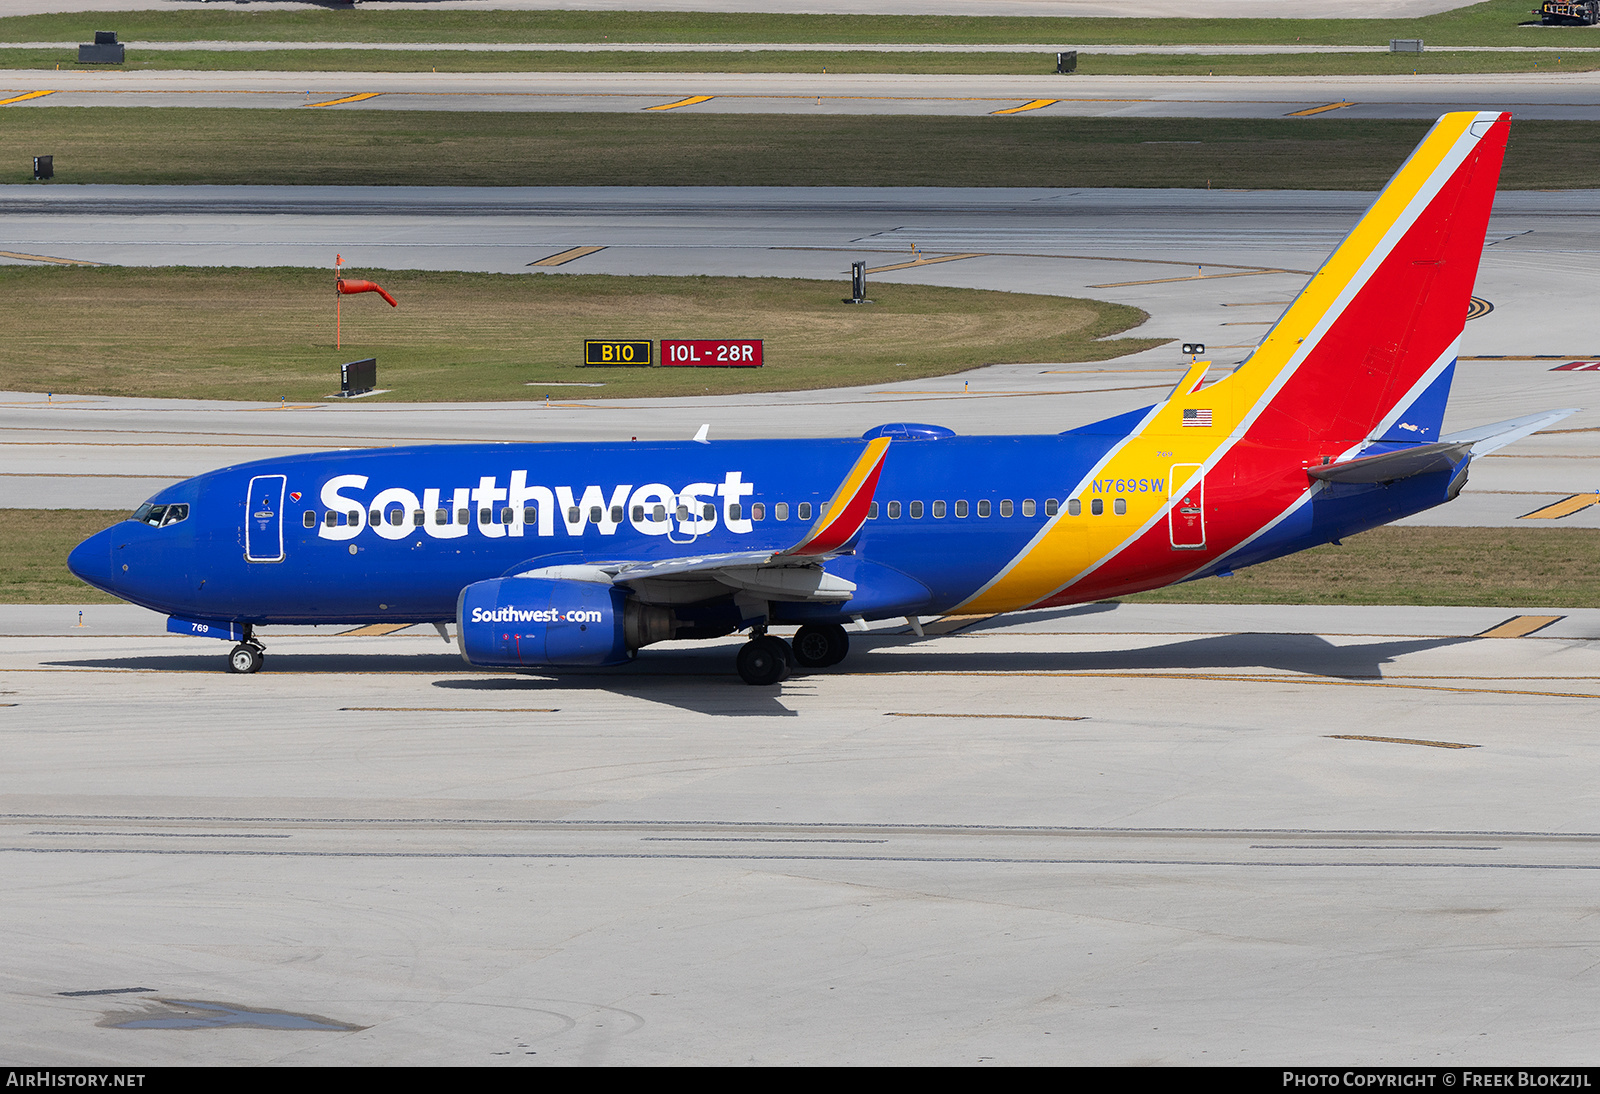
[335,254,342,350]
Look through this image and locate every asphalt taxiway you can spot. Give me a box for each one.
[5,601,1600,1064]
[9,70,1600,119]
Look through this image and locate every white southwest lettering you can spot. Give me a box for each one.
[317,470,756,543]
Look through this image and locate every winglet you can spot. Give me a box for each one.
[693,423,710,444]
[779,437,891,558]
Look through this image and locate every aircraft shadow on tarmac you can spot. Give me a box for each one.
[46,627,1476,718]
[846,631,1479,679]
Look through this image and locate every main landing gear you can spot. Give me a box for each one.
[226,625,265,674]
[735,623,849,686]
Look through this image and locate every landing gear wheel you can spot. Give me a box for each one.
[227,643,264,674]
[736,635,791,686]
[792,623,849,668]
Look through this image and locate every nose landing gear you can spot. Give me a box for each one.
[226,624,264,674]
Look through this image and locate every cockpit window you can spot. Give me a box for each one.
[129,502,189,528]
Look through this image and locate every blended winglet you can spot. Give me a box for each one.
[780,437,891,558]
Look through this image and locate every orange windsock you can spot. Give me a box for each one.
[336,278,397,307]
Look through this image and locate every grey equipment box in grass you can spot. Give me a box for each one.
[78,31,125,64]
[1390,39,1424,52]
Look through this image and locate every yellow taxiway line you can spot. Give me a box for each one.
[1519,493,1600,520]
[0,90,56,106]
[645,94,713,111]
[991,98,1059,115]
[864,253,985,274]
[1476,615,1567,639]
[304,92,381,108]
[528,245,606,267]
[1285,101,1356,117]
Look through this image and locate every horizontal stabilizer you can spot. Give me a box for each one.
[1441,408,1580,456]
[1308,441,1473,484]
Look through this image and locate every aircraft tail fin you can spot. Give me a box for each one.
[1232,111,1511,449]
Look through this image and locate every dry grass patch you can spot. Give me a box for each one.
[0,266,1158,402]
[1122,525,1600,609]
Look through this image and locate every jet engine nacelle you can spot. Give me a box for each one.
[456,576,672,668]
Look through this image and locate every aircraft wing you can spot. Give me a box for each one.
[1440,408,1580,455]
[512,436,891,604]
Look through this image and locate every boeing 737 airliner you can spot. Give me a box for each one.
[68,111,1574,684]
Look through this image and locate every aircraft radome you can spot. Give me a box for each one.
[69,111,1574,685]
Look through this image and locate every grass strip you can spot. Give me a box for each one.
[13,516,1599,608]
[5,110,1596,189]
[0,1,1559,48]
[12,47,1600,75]
[1121,525,1600,609]
[1,509,125,604]
[0,266,1159,403]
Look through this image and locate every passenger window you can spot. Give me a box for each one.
[304,511,317,528]
[752,502,765,521]
[589,506,602,523]
[1091,498,1104,515]
[324,511,337,527]
[798,503,812,521]
[349,511,361,527]
[568,507,581,523]
[610,505,623,523]
[703,503,715,520]
[653,504,667,522]
[1114,498,1127,515]
[775,503,789,521]
[1045,499,1058,517]
[956,500,968,518]
[728,503,741,521]
[1022,499,1035,517]
[675,504,689,522]
[632,505,644,522]
[868,502,879,520]
[933,500,946,518]
[1000,500,1013,518]
[910,501,924,519]
[369,509,381,527]
[457,508,469,525]
[978,500,991,518]
[888,501,901,519]
[413,510,425,526]
[436,509,449,525]
[523,506,537,525]
[1068,499,1081,516]
[389,509,404,526]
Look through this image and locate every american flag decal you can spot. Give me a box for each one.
[1182,408,1213,427]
